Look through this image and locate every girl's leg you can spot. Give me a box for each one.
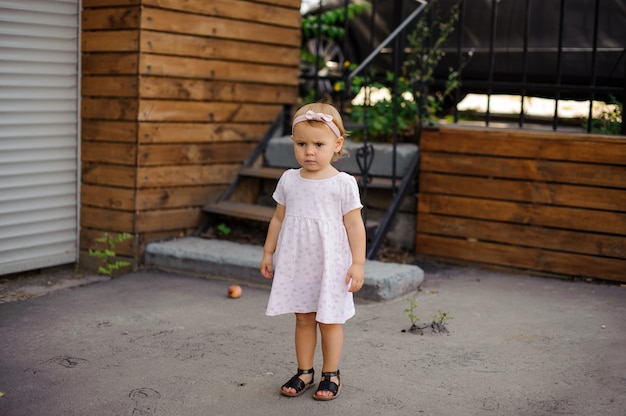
[283,312,317,395]
[316,323,344,398]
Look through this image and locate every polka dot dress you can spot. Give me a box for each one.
[265,169,363,324]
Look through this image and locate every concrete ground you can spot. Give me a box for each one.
[0,262,625,416]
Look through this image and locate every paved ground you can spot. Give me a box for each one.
[0,263,625,416]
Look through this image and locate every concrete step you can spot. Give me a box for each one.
[144,237,424,301]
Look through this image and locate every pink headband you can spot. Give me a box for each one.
[292,110,341,137]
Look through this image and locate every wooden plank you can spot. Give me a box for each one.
[240,166,285,180]
[139,77,297,104]
[417,213,626,259]
[82,53,139,75]
[139,54,299,85]
[82,142,137,165]
[83,0,301,16]
[82,8,141,30]
[418,194,626,236]
[143,0,301,28]
[140,31,298,66]
[81,185,136,210]
[203,201,275,222]
[136,164,240,187]
[416,234,626,282]
[141,7,301,47]
[136,186,224,210]
[137,101,283,123]
[82,163,136,187]
[421,153,626,189]
[82,121,137,143]
[81,206,134,231]
[82,30,139,52]
[253,0,301,8]
[229,177,262,204]
[137,143,255,165]
[138,122,268,144]
[419,172,626,212]
[82,98,138,120]
[422,127,626,165]
[82,76,138,97]
[135,208,203,232]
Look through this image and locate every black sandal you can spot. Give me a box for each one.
[280,368,315,397]
[313,370,341,401]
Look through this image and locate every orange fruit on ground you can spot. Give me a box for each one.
[228,285,242,299]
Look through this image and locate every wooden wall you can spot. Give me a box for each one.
[417,126,626,283]
[79,0,301,270]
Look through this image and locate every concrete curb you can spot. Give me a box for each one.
[144,237,423,301]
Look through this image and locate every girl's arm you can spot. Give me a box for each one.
[260,203,286,279]
[343,208,366,292]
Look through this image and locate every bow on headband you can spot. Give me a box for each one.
[292,110,341,137]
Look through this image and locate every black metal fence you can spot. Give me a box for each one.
[302,0,625,135]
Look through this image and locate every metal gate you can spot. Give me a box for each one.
[0,0,80,275]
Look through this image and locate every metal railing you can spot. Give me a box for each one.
[301,0,625,257]
[345,1,427,258]
[304,0,625,134]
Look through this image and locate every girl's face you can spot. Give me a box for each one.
[291,123,344,175]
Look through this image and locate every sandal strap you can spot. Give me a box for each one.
[317,370,340,395]
[296,368,314,376]
[282,368,314,393]
[320,370,339,379]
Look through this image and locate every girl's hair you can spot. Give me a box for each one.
[292,102,348,162]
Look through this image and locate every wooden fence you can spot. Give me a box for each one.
[79,0,301,269]
[417,126,626,283]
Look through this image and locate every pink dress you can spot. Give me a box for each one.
[265,169,363,324]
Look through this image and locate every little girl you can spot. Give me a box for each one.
[260,102,366,401]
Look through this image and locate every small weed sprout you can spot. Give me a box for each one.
[402,296,453,335]
[216,223,232,236]
[431,310,453,334]
[89,232,133,276]
[403,296,423,334]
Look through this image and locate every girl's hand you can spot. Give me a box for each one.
[346,263,364,292]
[260,253,274,279]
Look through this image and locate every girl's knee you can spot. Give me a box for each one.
[295,312,317,326]
[318,323,343,334]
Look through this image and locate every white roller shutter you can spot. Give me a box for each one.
[0,0,80,275]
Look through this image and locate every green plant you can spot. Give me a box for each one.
[402,296,453,335]
[431,310,453,334]
[88,232,133,276]
[350,72,419,142]
[404,296,420,326]
[585,95,623,135]
[301,2,371,41]
[404,0,464,126]
[348,0,465,142]
[216,223,232,236]
[299,2,371,104]
[403,296,423,334]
